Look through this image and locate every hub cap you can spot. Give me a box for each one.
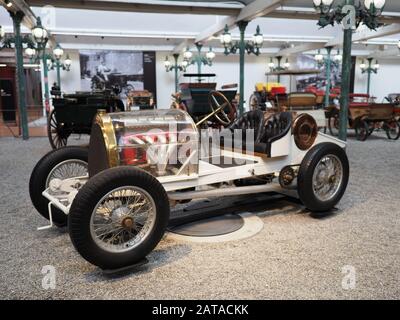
[90,186,156,253]
[312,154,343,202]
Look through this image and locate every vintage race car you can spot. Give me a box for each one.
[30,109,349,270]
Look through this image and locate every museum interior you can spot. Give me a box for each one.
[0,0,399,301]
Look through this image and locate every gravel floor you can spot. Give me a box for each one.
[0,133,399,300]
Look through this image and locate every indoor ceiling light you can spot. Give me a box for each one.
[252,26,264,48]
[206,48,216,61]
[64,54,72,68]
[268,57,275,68]
[25,47,36,58]
[220,25,232,46]
[183,48,193,60]
[365,0,386,10]
[53,45,64,60]
[31,18,48,45]
[284,58,290,69]
[334,50,342,62]
[164,56,171,69]
[315,50,324,62]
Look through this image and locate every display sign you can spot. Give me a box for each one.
[79,50,156,103]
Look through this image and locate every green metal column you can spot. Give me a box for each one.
[56,60,61,89]
[10,11,29,140]
[42,53,50,114]
[173,53,179,93]
[339,0,354,142]
[366,58,373,96]
[277,56,282,82]
[324,47,332,109]
[195,43,203,81]
[238,21,248,115]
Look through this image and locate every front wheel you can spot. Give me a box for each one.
[385,120,400,140]
[297,143,349,212]
[68,166,170,270]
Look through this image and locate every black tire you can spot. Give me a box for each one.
[68,166,170,270]
[29,146,89,227]
[385,120,400,140]
[328,113,339,137]
[48,109,70,149]
[297,143,349,212]
[355,119,369,141]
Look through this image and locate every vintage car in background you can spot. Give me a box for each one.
[126,90,155,110]
[327,93,400,141]
[30,108,349,270]
[49,89,124,149]
[170,74,238,128]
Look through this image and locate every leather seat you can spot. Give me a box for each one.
[221,110,292,156]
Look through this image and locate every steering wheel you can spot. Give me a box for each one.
[208,91,235,126]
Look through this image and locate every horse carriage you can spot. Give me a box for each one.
[327,94,400,141]
[170,74,238,128]
[48,90,124,149]
[126,90,155,111]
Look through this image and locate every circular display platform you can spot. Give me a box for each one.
[169,214,244,237]
[167,213,264,243]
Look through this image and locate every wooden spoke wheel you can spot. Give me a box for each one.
[355,119,370,142]
[249,93,261,111]
[208,91,235,126]
[328,113,340,137]
[385,120,400,140]
[47,109,70,149]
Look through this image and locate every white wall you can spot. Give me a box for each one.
[46,49,400,108]
[47,50,81,94]
[354,58,400,102]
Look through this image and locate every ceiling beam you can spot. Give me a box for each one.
[266,10,400,24]
[195,16,236,43]
[275,43,325,56]
[326,23,400,47]
[173,39,194,54]
[368,48,400,59]
[196,0,283,44]
[236,0,283,22]
[26,0,240,16]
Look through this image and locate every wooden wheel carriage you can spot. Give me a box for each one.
[327,94,400,141]
[170,74,238,128]
[48,91,124,149]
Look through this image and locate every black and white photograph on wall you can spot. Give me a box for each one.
[79,50,144,99]
[296,54,342,92]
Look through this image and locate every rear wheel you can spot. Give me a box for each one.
[48,109,70,149]
[68,166,170,270]
[385,120,400,140]
[297,143,349,212]
[355,119,369,141]
[328,113,339,137]
[29,146,89,227]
